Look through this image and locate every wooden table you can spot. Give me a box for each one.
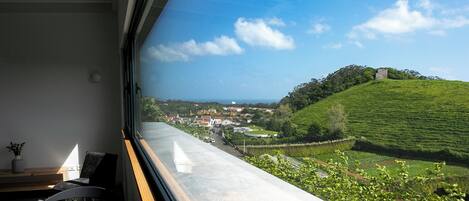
[0,168,63,193]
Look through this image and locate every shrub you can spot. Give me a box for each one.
[281,121,297,137]
[306,122,323,141]
[244,138,356,157]
[327,103,347,139]
[246,151,467,200]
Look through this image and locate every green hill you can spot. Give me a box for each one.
[280,65,441,112]
[292,79,469,161]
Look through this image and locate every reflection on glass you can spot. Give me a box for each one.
[138,0,469,200]
[173,141,193,173]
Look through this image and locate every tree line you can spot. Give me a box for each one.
[280,65,441,112]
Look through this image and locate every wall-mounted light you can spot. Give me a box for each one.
[89,71,102,83]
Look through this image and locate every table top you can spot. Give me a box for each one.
[0,168,63,193]
[0,184,56,192]
[0,170,58,177]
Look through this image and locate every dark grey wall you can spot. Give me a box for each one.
[0,10,122,174]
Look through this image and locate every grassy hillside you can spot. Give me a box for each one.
[292,79,469,159]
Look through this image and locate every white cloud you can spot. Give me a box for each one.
[440,5,469,16]
[323,42,342,49]
[308,23,331,35]
[147,45,189,62]
[147,36,243,62]
[418,0,434,13]
[439,16,469,29]
[352,0,434,36]
[267,17,286,27]
[234,17,295,50]
[180,36,244,56]
[429,67,458,80]
[428,30,446,36]
[351,41,364,48]
[348,0,469,46]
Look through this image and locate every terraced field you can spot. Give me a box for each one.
[312,150,469,177]
[292,80,469,158]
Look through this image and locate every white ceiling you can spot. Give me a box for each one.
[0,0,117,13]
[0,0,113,3]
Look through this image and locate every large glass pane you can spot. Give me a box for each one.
[136,0,469,200]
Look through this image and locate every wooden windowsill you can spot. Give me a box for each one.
[124,138,155,201]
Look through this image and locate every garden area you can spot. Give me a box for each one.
[246,150,468,200]
[246,125,278,136]
[310,150,469,178]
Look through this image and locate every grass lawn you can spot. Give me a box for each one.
[311,150,469,177]
[248,125,278,135]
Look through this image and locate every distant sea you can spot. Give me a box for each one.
[190,99,279,104]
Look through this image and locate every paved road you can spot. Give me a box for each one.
[281,155,328,178]
[207,127,328,177]
[209,127,244,158]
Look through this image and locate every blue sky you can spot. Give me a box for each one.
[141,0,469,102]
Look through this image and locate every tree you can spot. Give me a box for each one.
[306,122,324,141]
[281,121,297,137]
[266,104,293,132]
[280,65,440,112]
[267,118,284,132]
[327,104,347,139]
[275,104,293,119]
[280,65,377,111]
[251,110,272,128]
[141,97,165,122]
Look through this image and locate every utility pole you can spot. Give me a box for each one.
[243,139,246,154]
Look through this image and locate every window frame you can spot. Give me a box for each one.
[122,0,175,200]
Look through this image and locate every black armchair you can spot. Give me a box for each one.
[40,152,118,201]
[43,186,106,201]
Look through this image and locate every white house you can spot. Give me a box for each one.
[212,118,223,125]
[233,127,252,133]
[221,119,234,126]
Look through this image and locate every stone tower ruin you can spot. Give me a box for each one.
[375,68,388,80]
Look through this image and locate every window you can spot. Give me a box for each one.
[128,0,469,200]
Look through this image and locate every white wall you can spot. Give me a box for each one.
[0,7,122,175]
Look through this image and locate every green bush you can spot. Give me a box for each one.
[246,151,467,200]
[245,138,356,157]
[305,122,324,141]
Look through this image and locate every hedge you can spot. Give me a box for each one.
[244,137,356,157]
